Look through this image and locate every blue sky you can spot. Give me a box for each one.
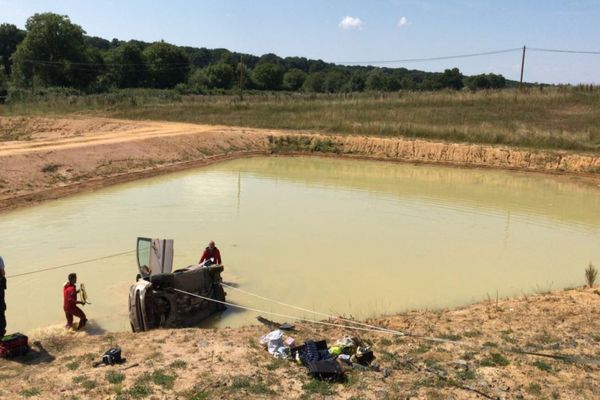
[1,0,599,83]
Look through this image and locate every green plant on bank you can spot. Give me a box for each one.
[72,375,96,390]
[456,369,476,380]
[585,263,597,287]
[106,370,126,384]
[302,379,334,396]
[181,386,212,400]
[5,88,600,154]
[150,369,176,389]
[528,382,543,396]
[480,352,510,367]
[66,360,80,370]
[169,359,187,369]
[229,376,274,395]
[533,360,553,372]
[19,388,41,398]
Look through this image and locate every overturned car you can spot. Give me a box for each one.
[128,238,226,332]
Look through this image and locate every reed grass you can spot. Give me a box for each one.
[3,87,600,153]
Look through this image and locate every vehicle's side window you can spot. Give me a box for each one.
[137,238,152,276]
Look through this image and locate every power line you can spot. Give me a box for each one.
[336,47,523,65]
[529,47,600,55]
[6,250,136,279]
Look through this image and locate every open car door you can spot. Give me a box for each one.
[136,237,174,278]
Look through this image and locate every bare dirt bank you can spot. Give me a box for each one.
[0,287,598,399]
[1,116,599,212]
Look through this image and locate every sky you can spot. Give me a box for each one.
[1,0,599,84]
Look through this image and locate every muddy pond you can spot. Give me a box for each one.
[2,157,600,333]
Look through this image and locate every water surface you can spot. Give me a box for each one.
[2,157,599,333]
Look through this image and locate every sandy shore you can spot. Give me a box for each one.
[1,115,599,212]
[0,287,598,399]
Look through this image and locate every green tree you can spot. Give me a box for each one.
[106,42,147,88]
[283,68,307,91]
[465,74,491,90]
[204,63,234,89]
[344,70,366,92]
[365,69,387,91]
[11,13,97,88]
[323,69,348,92]
[488,73,506,88]
[187,68,208,92]
[439,68,464,90]
[0,23,25,75]
[302,72,326,92]
[143,41,190,89]
[252,63,284,90]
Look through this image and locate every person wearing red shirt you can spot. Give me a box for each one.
[63,273,87,330]
[199,241,222,266]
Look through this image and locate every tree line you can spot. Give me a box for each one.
[0,13,509,98]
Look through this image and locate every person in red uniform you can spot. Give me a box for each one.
[63,273,87,330]
[199,241,222,266]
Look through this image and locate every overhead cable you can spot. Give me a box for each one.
[6,250,136,279]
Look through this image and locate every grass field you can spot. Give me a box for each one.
[3,87,600,152]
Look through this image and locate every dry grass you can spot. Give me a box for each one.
[3,87,600,153]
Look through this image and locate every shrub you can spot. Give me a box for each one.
[585,263,597,287]
[480,353,510,367]
[302,380,334,395]
[106,370,125,384]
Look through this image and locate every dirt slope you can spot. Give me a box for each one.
[1,116,599,211]
[0,288,598,399]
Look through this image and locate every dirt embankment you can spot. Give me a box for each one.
[1,116,599,211]
[0,288,598,399]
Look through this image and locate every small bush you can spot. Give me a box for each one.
[533,360,552,372]
[528,382,542,395]
[19,388,41,398]
[151,369,176,389]
[106,370,125,384]
[480,353,510,367]
[585,263,597,287]
[73,375,97,390]
[128,384,153,398]
[66,360,80,370]
[182,386,211,400]
[169,359,187,369]
[456,370,476,380]
[302,380,334,395]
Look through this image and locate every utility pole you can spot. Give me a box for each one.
[519,45,526,87]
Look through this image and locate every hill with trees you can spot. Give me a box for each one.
[0,13,509,99]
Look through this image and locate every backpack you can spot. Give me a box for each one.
[102,347,123,365]
[0,333,29,358]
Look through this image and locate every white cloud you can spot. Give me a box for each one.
[397,16,411,27]
[339,16,364,30]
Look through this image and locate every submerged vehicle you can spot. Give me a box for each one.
[128,237,226,332]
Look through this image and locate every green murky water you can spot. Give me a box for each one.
[2,157,599,333]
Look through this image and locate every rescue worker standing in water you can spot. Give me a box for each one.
[199,241,222,266]
[64,273,87,330]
